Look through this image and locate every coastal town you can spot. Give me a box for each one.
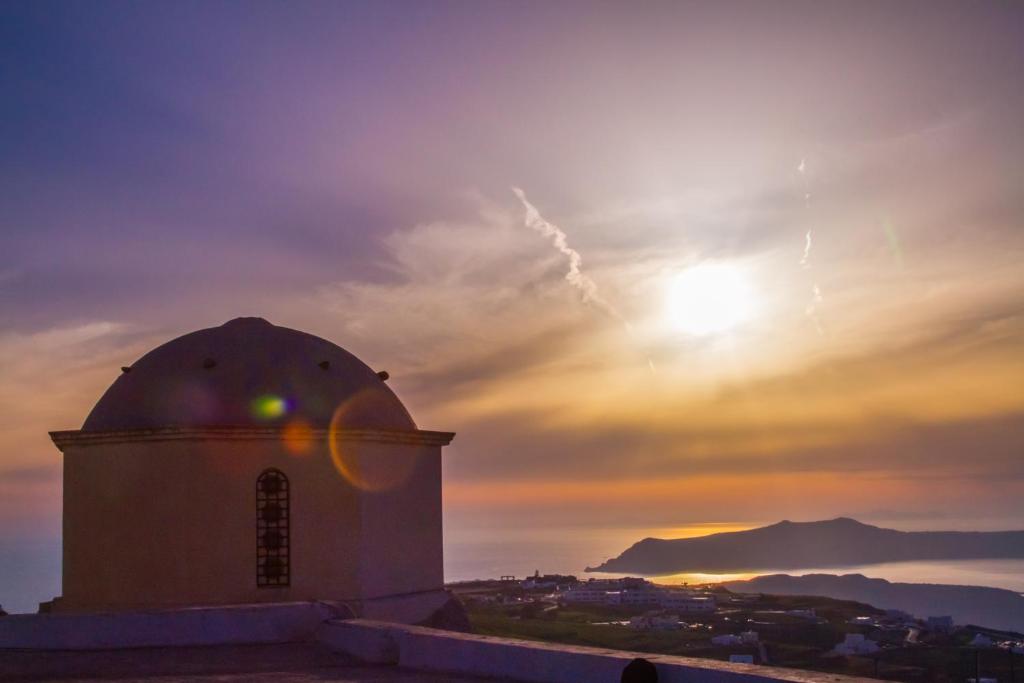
[451,573,1024,681]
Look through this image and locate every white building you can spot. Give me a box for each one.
[619,587,663,606]
[561,588,611,604]
[522,572,577,590]
[629,614,681,631]
[926,615,955,632]
[561,580,717,613]
[45,317,455,618]
[712,634,744,646]
[661,594,716,613]
[833,633,880,656]
[970,633,995,648]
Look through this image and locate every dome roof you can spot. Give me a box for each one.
[82,317,415,432]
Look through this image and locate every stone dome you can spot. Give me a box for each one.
[82,317,415,432]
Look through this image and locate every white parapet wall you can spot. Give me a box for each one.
[0,602,343,650]
[0,590,452,651]
[2,603,878,683]
[319,619,878,683]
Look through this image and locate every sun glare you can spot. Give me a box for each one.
[667,263,754,336]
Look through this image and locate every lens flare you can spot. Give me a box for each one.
[281,419,314,455]
[251,394,288,420]
[328,390,416,492]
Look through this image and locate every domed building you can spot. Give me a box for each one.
[48,317,454,618]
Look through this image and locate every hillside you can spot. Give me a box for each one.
[587,517,1024,574]
[725,573,1024,633]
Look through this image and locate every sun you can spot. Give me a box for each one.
[666,263,754,336]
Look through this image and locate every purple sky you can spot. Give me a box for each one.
[2,1,1024,611]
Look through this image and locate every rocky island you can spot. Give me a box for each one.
[588,517,1024,574]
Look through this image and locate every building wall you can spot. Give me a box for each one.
[59,434,443,612]
[355,441,444,598]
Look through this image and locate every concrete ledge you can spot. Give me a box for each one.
[49,426,455,449]
[3,605,879,682]
[358,589,452,624]
[321,619,878,683]
[317,620,399,664]
[0,602,340,650]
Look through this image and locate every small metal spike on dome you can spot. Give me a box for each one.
[203,358,217,369]
[120,366,132,374]
[318,360,330,370]
[377,370,390,381]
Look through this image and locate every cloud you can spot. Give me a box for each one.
[290,186,1024,541]
[0,465,60,484]
[0,321,156,477]
[3,0,1024,544]
[311,204,646,405]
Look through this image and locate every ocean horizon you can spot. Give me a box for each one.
[3,527,1023,615]
[443,524,1024,595]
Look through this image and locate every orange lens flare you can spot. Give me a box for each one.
[281,419,314,455]
[328,391,416,492]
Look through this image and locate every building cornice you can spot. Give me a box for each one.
[49,425,455,451]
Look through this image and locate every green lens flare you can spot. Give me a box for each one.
[251,394,288,420]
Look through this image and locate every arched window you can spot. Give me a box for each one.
[257,468,290,587]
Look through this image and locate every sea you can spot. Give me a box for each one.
[2,526,1023,615]
[443,525,1024,593]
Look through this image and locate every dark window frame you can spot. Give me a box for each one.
[256,468,290,587]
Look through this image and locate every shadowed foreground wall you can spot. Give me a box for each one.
[0,605,876,683]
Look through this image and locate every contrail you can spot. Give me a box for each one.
[800,229,813,268]
[512,187,654,370]
[512,187,619,320]
[797,159,824,334]
[805,284,824,335]
[798,158,813,268]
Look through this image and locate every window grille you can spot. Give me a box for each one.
[257,468,290,587]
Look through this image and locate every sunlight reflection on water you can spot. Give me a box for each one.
[444,525,1024,593]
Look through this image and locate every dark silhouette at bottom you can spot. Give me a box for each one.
[621,657,657,683]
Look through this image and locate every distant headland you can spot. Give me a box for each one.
[587,517,1024,574]
[724,573,1024,633]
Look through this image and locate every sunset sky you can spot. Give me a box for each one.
[2,2,1024,605]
